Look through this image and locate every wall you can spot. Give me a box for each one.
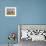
[0,0,46,44]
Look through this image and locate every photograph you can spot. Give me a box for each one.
[18,24,46,46]
[5,7,16,16]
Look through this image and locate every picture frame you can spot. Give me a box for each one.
[18,24,46,42]
[5,7,16,16]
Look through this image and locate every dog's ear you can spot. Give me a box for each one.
[8,37,10,40]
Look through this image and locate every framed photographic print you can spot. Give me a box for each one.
[18,24,46,42]
[5,7,16,16]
